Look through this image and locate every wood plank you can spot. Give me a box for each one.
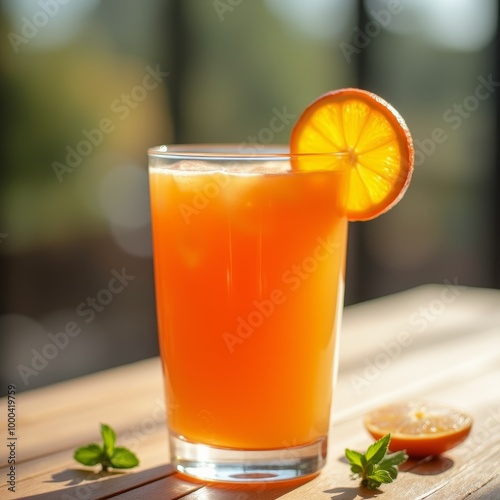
[132,475,310,500]
[0,425,170,490]
[466,473,500,499]
[104,474,204,500]
[0,358,165,466]
[14,357,162,420]
[19,470,201,500]
[336,284,500,420]
[0,434,174,499]
[422,444,500,499]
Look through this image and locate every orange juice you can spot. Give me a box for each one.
[148,146,348,479]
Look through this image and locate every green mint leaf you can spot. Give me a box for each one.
[345,448,364,468]
[74,444,103,466]
[345,433,408,491]
[370,468,393,484]
[74,424,139,472]
[378,451,408,479]
[101,424,116,458]
[379,450,409,469]
[378,463,399,480]
[365,433,390,464]
[364,462,374,477]
[110,447,140,469]
[350,464,363,475]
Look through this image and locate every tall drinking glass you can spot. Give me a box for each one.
[148,145,349,482]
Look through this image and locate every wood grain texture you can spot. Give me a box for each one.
[1,285,499,499]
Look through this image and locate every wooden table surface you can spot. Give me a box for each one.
[2,284,500,499]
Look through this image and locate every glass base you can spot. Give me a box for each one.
[169,433,327,483]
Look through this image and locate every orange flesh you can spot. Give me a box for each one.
[290,88,414,221]
[367,427,472,458]
[364,402,473,457]
[149,163,348,448]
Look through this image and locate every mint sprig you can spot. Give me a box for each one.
[345,434,408,490]
[74,424,139,471]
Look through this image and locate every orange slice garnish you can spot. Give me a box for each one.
[364,401,473,457]
[290,88,414,221]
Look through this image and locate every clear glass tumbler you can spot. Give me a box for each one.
[148,145,349,482]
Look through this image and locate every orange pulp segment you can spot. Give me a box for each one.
[290,88,414,221]
[364,401,473,457]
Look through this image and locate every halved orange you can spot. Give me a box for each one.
[290,88,414,221]
[364,401,473,457]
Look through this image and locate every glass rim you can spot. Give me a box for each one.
[148,144,349,161]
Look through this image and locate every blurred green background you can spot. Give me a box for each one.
[0,0,498,395]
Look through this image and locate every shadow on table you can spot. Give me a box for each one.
[20,464,175,500]
[48,468,127,485]
[400,456,454,475]
[324,485,384,499]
